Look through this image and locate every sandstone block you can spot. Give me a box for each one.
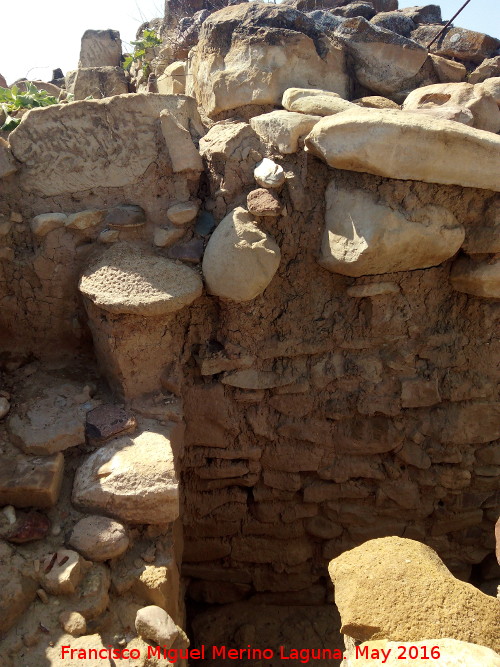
[202,207,281,302]
[79,242,202,315]
[157,61,187,95]
[353,95,399,109]
[0,451,63,508]
[39,549,87,595]
[69,516,129,561]
[430,54,467,83]
[478,77,500,106]
[282,87,354,116]
[72,426,180,524]
[160,109,203,173]
[450,256,500,299]
[469,56,500,84]
[187,3,348,116]
[403,82,500,133]
[65,66,128,100]
[329,537,500,650]
[412,25,500,64]
[305,109,500,191]
[334,17,427,95]
[319,183,464,277]
[31,213,67,237]
[250,110,320,154]
[135,605,181,648]
[402,105,474,126]
[65,209,106,230]
[79,29,122,68]
[167,201,199,225]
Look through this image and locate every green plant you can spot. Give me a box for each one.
[123,29,162,78]
[0,82,59,131]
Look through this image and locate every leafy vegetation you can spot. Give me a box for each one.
[123,29,162,77]
[0,82,59,131]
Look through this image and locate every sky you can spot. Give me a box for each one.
[1,0,499,85]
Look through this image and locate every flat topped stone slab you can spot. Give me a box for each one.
[79,242,203,316]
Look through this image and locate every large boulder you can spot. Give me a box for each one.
[72,424,181,524]
[403,82,500,133]
[319,182,464,276]
[202,207,281,302]
[333,17,427,95]
[411,25,500,64]
[250,110,320,154]
[9,93,203,196]
[186,2,349,117]
[65,66,128,100]
[329,537,500,651]
[347,639,500,666]
[78,29,122,68]
[305,108,500,191]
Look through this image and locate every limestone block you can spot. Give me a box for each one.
[254,158,285,188]
[167,201,199,225]
[347,639,500,666]
[334,17,427,95]
[353,95,400,109]
[65,209,106,230]
[250,110,320,154]
[69,516,129,561]
[135,605,181,648]
[31,212,67,237]
[328,537,500,651]
[403,82,500,133]
[7,381,98,455]
[187,3,348,116]
[72,426,180,524]
[202,207,281,302]
[411,25,500,64]
[430,54,467,83]
[319,183,464,277]
[469,56,500,84]
[79,29,122,68]
[65,67,128,100]
[0,452,63,508]
[9,93,203,196]
[79,242,202,315]
[479,77,500,106]
[160,109,203,173]
[450,256,500,299]
[157,61,187,95]
[39,549,87,595]
[305,109,500,191]
[282,87,354,116]
[0,137,17,179]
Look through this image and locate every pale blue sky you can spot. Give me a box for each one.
[1,0,499,85]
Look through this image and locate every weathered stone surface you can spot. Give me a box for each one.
[157,61,187,95]
[469,56,500,84]
[0,137,17,179]
[282,87,354,116]
[79,242,202,315]
[160,109,203,173]
[334,17,427,95]
[412,25,500,64]
[347,282,399,297]
[319,182,464,277]
[430,54,466,83]
[72,426,180,524]
[31,212,67,237]
[105,205,145,228]
[153,225,184,247]
[353,95,399,109]
[187,3,348,116]
[401,377,441,408]
[496,518,500,565]
[65,209,106,230]
[39,549,87,595]
[450,256,500,299]
[202,207,281,302]
[0,452,63,508]
[370,11,415,37]
[329,537,500,650]
[403,105,474,126]
[59,611,87,637]
[9,94,202,196]
[479,77,500,105]
[423,403,500,444]
[250,110,320,154]
[247,189,282,217]
[347,639,500,666]
[232,535,313,566]
[69,516,129,561]
[135,605,181,648]
[333,1,375,19]
[305,109,500,191]
[65,67,128,100]
[85,404,137,443]
[167,201,199,225]
[4,510,51,544]
[403,82,500,133]
[254,158,285,189]
[79,29,122,68]
[7,381,97,455]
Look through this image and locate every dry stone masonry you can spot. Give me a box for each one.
[0,0,499,663]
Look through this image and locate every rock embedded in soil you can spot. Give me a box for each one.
[247,189,282,217]
[59,610,87,637]
[85,404,137,444]
[167,201,199,225]
[254,158,285,189]
[202,207,281,302]
[6,510,51,543]
[135,605,181,648]
[39,549,88,596]
[450,256,500,299]
[282,87,355,116]
[250,110,320,154]
[0,451,64,507]
[69,515,129,561]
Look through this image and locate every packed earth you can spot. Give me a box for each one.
[0,0,499,665]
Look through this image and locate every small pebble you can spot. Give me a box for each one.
[59,611,86,637]
[0,397,10,419]
[37,588,49,604]
[3,505,16,524]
